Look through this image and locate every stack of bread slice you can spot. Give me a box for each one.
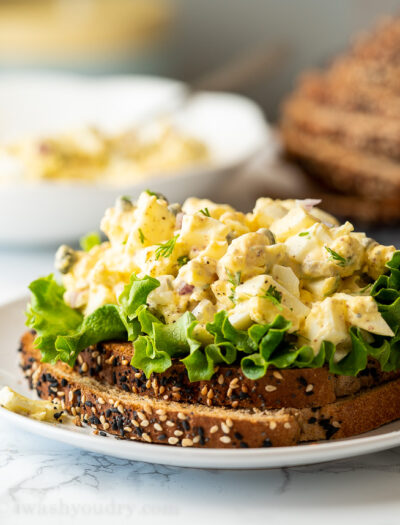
[20,330,400,448]
[281,16,400,223]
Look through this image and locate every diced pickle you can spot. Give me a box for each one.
[55,245,77,274]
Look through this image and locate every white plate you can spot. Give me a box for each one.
[4,296,400,470]
[0,73,271,246]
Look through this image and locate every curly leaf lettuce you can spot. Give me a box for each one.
[55,305,127,366]
[130,335,172,377]
[117,274,160,341]
[241,316,319,380]
[26,275,83,364]
[119,274,160,321]
[131,307,201,379]
[26,276,127,366]
[80,232,101,252]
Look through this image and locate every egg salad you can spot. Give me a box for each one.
[26,191,400,382]
[0,124,209,184]
[0,386,65,422]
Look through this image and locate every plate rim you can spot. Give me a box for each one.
[2,295,400,469]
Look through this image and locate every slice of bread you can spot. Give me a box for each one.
[20,335,400,448]
[322,56,400,95]
[283,96,400,161]
[350,16,400,62]
[282,123,400,199]
[21,331,400,411]
[299,72,400,120]
[279,16,400,223]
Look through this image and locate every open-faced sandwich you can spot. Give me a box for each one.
[18,191,400,448]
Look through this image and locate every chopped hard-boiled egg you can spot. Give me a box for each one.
[270,206,319,242]
[302,293,394,356]
[217,232,283,281]
[302,296,350,356]
[234,274,310,331]
[0,386,65,422]
[58,192,396,361]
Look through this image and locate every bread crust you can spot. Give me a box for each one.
[284,96,400,162]
[20,341,400,448]
[21,331,400,411]
[31,362,302,448]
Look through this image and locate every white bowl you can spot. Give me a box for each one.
[0,73,271,246]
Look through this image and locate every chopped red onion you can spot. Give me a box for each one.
[178,283,194,295]
[175,212,184,229]
[296,198,322,211]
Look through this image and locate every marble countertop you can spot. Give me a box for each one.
[2,246,400,525]
[2,422,400,525]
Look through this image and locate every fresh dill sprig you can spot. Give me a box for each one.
[227,270,241,303]
[177,255,190,268]
[199,207,211,217]
[155,235,179,260]
[325,246,350,267]
[262,285,283,309]
[138,228,145,245]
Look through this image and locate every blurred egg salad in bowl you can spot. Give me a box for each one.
[0,73,270,245]
[0,124,209,185]
[26,190,399,386]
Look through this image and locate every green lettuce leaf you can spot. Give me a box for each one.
[131,308,202,378]
[130,335,172,377]
[26,275,83,363]
[119,274,160,321]
[26,275,126,366]
[182,338,237,382]
[153,312,199,356]
[240,316,318,379]
[26,275,83,336]
[55,305,127,366]
[80,232,101,252]
[206,311,256,354]
[117,274,160,341]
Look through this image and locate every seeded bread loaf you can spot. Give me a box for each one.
[283,96,400,162]
[303,73,400,120]
[320,56,400,95]
[280,16,400,215]
[21,343,400,448]
[21,331,400,411]
[282,124,400,199]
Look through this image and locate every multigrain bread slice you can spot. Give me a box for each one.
[350,16,400,62]
[31,362,300,448]
[298,73,400,120]
[22,349,400,448]
[21,331,400,411]
[320,56,400,94]
[279,16,400,216]
[282,123,400,199]
[283,96,400,161]
[294,15,400,118]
